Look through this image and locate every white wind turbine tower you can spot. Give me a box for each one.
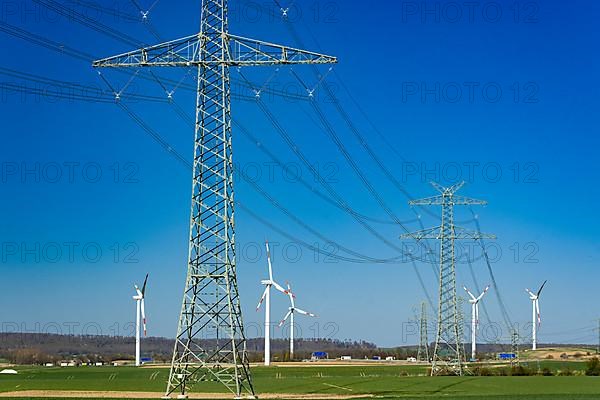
[132,273,148,367]
[526,280,547,351]
[279,282,316,359]
[256,241,288,366]
[464,285,490,361]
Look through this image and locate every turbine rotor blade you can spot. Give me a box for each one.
[295,308,316,317]
[476,285,491,302]
[266,241,273,281]
[279,310,292,326]
[141,273,148,297]
[256,287,269,311]
[286,282,296,307]
[273,281,288,295]
[536,300,541,326]
[537,280,547,297]
[463,286,476,301]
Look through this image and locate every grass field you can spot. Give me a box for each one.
[0,363,599,399]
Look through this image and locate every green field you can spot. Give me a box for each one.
[1,364,599,399]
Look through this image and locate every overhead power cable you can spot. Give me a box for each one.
[470,207,514,334]
[466,257,494,332]
[9,0,440,316]
[32,0,142,47]
[166,95,408,264]
[270,14,443,282]
[0,5,430,266]
[111,93,421,265]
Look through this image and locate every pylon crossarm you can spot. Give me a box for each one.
[92,34,201,68]
[409,195,445,206]
[453,226,496,240]
[92,33,337,68]
[400,226,441,240]
[449,195,487,205]
[409,195,487,206]
[228,34,337,65]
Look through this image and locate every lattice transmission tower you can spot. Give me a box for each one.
[93,1,336,398]
[401,182,495,375]
[511,328,520,367]
[417,301,430,362]
[456,295,465,359]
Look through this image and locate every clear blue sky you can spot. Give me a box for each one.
[0,0,598,348]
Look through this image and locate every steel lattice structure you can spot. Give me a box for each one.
[417,301,430,362]
[93,1,336,398]
[456,295,466,361]
[401,182,494,375]
[511,329,520,367]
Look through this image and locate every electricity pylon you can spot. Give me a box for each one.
[457,295,466,361]
[511,329,520,367]
[401,182,495,376]
[417,301,430,362]
[93,1,336,398]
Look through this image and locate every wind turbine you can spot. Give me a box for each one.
[526,280,547,351]
[279,283,316,360]
[256,241,288,366]
[463,285,490,361]
[132,274,148,367]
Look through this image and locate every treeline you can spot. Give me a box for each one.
[0,334,173,364]
[0,333,384,364]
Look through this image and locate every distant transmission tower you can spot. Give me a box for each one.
[417,302,430,362]
[457,296,467,360]
[401,182,495,375]
[511,329,520,367]
[93,1,336,398]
